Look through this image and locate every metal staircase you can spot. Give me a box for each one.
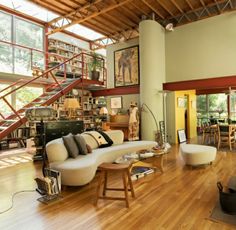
[0,52,107,140]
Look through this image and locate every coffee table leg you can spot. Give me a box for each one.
[153,155,164,173]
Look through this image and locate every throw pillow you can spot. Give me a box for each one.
[83,131,108,148]
[62,133,79,158]
[74,134,88,155]
[86,144,92,153]
[98,131,113,147]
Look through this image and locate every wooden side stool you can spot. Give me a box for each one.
[95,163,135,208]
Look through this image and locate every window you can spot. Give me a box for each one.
[0,11,45,75]
[0,12,11,41]
[197,94,228,125]
[230,94,236,120]
[0,83,43,116]
[15,18,44,50]
[16,86,43,110]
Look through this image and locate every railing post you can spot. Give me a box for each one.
[2,97,22,122]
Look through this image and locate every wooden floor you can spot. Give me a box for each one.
[0,143,236,230]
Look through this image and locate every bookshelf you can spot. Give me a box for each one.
[48,38,87,78]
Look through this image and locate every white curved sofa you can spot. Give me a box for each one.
[180,143,217,166]
[46,130,157,186]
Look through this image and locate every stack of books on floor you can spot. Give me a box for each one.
[131,167,154,181]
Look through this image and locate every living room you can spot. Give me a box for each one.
[0,0,236,229]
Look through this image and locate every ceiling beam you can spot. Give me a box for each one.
[48,0,102,25]
[156,0,174,17]
[200,0,212,16]
[170,0,191,21]
[185,0,200,17]
[214,0,222,13]
[91,27,138,50]
[141,0,165,19]
[46,0,132,35]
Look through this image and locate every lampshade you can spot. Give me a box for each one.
[99,107,108,115]
[64,98,80,110]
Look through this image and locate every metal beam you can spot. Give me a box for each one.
[46,0,132,35]
[141,0,165,19]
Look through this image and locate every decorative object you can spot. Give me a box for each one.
[177,97,185,108]
[158,90,171,146]
[99,107,108,115]
[64,98,80,118]
[111,96,122,109]
[114,45,139,87]
[88,52,103,80]
[177,129,187,143]
[32,67,43,77]
[25,106,56,175]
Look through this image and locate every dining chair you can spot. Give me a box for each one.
[202,123,217,145]
[217,125,236,151]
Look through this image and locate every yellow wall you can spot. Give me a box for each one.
[167,90,197,143]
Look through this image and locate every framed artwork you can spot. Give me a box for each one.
[110,96,122,109]
[114,45,139,87]
[177,97,185,108]
[177,129,187,143]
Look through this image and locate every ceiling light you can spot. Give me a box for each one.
[165,23,174,32]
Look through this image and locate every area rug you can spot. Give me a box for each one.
[210,201,236,226]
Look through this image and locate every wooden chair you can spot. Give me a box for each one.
[202,123,217,144]
[217,125,236,151]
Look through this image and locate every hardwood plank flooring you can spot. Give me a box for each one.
[0,144,236,230]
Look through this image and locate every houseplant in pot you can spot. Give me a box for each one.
[88,52,103,81]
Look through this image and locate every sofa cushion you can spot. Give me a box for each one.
[63,133,79,158]
[105,130,124,145]
[81,133,99,149]
[74,134,88,155]
[84,131,108,147]
[46,138,68,163]
[98,131,113,147]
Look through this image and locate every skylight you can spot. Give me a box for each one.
[65,24,104,40]
[0,0,59,22]
[0,0,105,41]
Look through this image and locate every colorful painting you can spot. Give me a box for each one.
[114,46,139,87]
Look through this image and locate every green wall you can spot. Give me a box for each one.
[166,12,236,82]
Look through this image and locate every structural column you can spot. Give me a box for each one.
[139,19,166,141]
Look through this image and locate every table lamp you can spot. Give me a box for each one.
[64,98,80,118]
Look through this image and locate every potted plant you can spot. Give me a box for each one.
[88,52,103,81]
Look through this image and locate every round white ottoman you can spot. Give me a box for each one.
[180,144,217,166]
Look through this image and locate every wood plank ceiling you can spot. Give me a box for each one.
[29,0,236,49]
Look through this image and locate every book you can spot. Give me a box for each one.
[131,167,154,181]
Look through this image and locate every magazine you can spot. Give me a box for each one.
[131,167,154,181]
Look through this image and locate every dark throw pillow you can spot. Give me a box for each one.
[97,131,113,148]
[62,133,79,158]
[74,134,88,155]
